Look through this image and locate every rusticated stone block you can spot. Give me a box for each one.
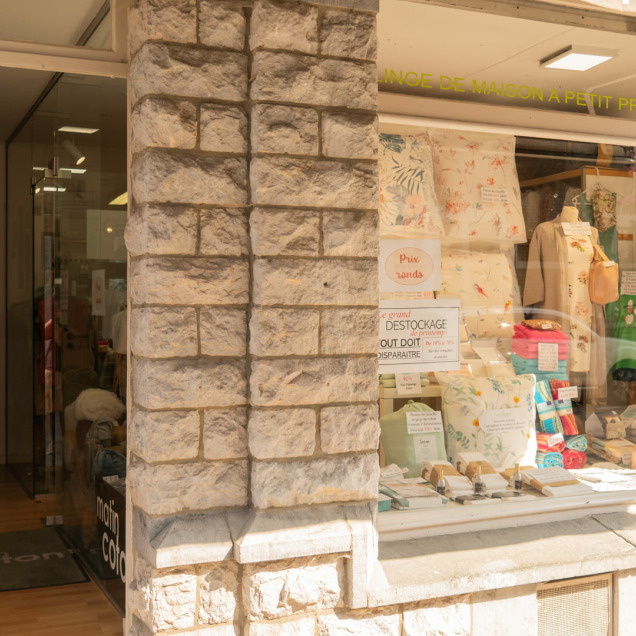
[250,208,319,256]
[251,156,377,209]
[253,259,377,306]
[203,408,248,460]
[320,308,378,355]
[322,112,377,160]
[131,151,247,206]
[130,257,248,305]
[251,104,319,156]
[131,98,197,153]
[243,556,343,620]
[322,210,378,257]
[200,105,248,153]
[250,308,319,356]
[200,209,249,257]
[130,409,200,463]
[131,306,198,358]
[402,595,471,636]
[199,1,246,50]
[251,0,318,54]
[198,562,240,624]
[320,404,379,454]
[130,43,246,104]
[251,51,376,110]
[248,408,316,459]
[129,457,248,515]
[200,308,247,357]
[319,10,377,61]
[125,204,198,256]
[247,617,316,635]
[133,358,246,409]
[251,357,377,406]
[251,453,378,507]
[317,610,400,636]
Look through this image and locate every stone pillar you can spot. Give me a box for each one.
[126,0,379,633]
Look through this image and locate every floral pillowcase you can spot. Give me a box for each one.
[378,133,445,238]
[427,128,526,243]
[436,373,537,469]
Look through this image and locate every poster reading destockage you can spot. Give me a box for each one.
[379,299,461,374]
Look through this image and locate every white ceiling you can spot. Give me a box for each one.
[378,1,636,118]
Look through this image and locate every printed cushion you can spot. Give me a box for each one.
[436,249,523,338]
[378,133,445,237]
[436,373,537,468]
[428,128,526,242]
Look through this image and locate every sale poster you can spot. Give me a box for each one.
[379,239,441,293]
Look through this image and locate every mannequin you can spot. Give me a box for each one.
[560,205,579,222]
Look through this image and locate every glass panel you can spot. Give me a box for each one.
[0,1,110,49]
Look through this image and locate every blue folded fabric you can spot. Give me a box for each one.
[565,435,588,452]
[511,353,568,373]
[536,450,563,468]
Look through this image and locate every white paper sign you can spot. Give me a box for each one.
[379,299,461,373]
[413,436,439,462]
[621,271,636,295]
[406,411,443,434]
[538,342,559,372]
[558,386,579,400]
[562,221,591,236]
[395,373,422,395]
[479,408,527,433]
[481,186,508,203]
[546,433,565,448]
[379,239,442,293]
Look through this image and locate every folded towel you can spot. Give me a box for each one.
[554,399,578,436]
[564,435,588,452]
[536,432,565,453]
[535,450,564,468]
[513,324,570,342]
[511,354,568,373]
[511,340,569,359]
[562,449,587,469]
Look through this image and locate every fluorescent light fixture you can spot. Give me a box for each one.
[58,126,99,134]
[624,0,630,6]
[43,186,67,192]
[34,165,85,174]
[62,139,85,165]
[109,192,128,206]
[540,46,616,71]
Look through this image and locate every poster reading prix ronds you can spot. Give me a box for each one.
[379,299,461,374]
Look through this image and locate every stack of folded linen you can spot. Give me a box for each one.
[511,323,569,382]
[548,380,579,435]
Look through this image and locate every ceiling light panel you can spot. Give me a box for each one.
[540,46,617,71]
[58,126,99,134]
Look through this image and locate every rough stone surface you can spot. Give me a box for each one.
[200,209,249,256]
[198,563,240,624]
[243,556,343,620]
[130,409,200,462]
[253,259,377,306]
[129,457,248,515]
[248,408,316,459]
[130,43,247,104]
[129,0,197,55]
[322,210,378,257]
[317,610,400,636]
[250,208,319,256]
[319,10,377,61]
[251,52,377,110]
[251,156,377,209]
[320,404,379,454]
[129,614,153,636]
[125,204,198,256]
[200,105,248,154]
[251,104,319,156]
[251,0,318,54]
[130,257,249,305]
[199,1,246,50]
[251,453,378,508]
[130,556,197,632]
[322,112,377,159]
[247,617,316,636]
[251,357,377,406]
[131,98,197,153]
[131,306,198,358]
[203,408,248,460]
[132,151,247,205]
[472,586,536,636]
[321,308,378,355]
[133,358,247,409]
[402,596,472,636]
[200,308,248,357]
[250,308,319,356]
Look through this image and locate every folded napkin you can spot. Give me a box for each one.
[513,324,570,342]
[562,449,587,469]
[536,432,565,453]
[511,340,569,360]
[535,450,564,468]
[564,435,588,452]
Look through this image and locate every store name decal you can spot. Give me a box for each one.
[378,69,636,111]
[97,494,126,583]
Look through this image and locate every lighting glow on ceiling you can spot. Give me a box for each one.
[58,126,99,134]
[108,192,128,206]
[540,46,616,71]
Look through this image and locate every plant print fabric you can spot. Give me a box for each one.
[436,372,537,468]
[378,133,445,237]
[427,128,526,242]
[437,249,523,338]
[566,235,594,372]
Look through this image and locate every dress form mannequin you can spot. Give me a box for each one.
[560,205,579,222]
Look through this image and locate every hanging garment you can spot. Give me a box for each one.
[611,295,636,382]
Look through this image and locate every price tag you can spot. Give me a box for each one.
[395,373,422,395]
[413,436,439,462]
[406,411,443,434]
[541,323,553,330]
[481,187,508,203]
[479,407,528,432]
[562,221,591,235]
[546,433,565,448]
[621,271,636,295]
[557,386,578,400]
[604,261,616,268]
[538,342,559,372]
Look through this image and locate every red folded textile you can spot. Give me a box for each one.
[511,340,569,360]
[513,324,570,342]
[536,432,565,453]
[549,380,572,400]
[562,449,587,469]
